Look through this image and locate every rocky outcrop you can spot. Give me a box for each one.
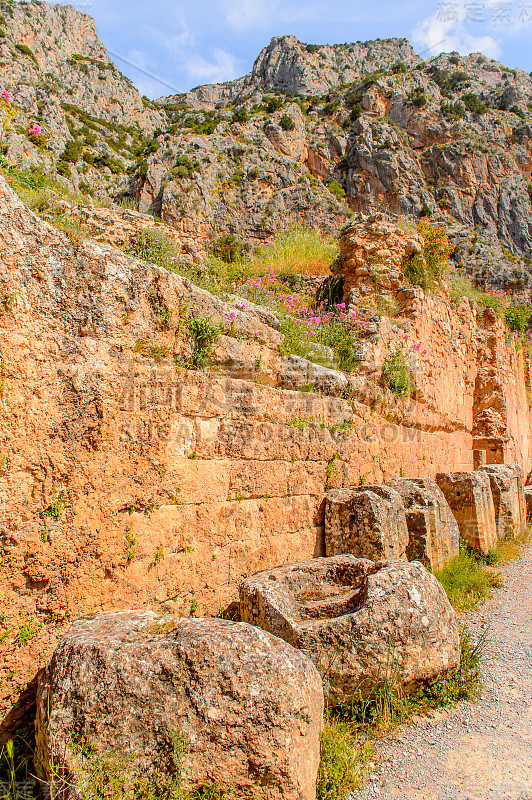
[156,45,532,257]
[479,464,526,538]
[436,471,497,554]
[239,555,461,703]
[325,485,409,561]
[386,477,460,571]
[248,36,422,97]
[2,5,532,261]
[0,1,162,197]
[162,36,422,109]
[336,214,424,302]
[35,611,323,799]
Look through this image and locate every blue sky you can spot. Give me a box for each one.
[52,0,532,97]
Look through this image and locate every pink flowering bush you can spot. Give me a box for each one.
[0,88,16,154]
[236,271,373,370]
[28,122,41,141]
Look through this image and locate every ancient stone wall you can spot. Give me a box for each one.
[1,177,531,727]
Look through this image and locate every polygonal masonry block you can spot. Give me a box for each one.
[435,471,497,555]
[325,485,409,561]
[479,464,526,538]
[35,612,323,800]
[386,477,460,572]
[239,555,460,704]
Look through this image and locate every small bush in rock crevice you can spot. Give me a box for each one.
[188,315,222,369]
[382,345,416,397]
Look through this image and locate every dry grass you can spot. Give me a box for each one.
[251,224,339,276]
[490,523,532,565]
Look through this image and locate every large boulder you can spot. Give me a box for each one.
[35,612,324,800]
[435,471,497,555]
[386,477,460,571]
[239,555,460,704]
[479,464,526,538]
[325,485,409,561]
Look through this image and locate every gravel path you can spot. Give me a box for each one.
[349,546,532,800]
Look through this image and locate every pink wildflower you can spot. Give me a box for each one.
[228,311,237,323]
[29,123,41,138]
[422,349,427,355]
[1,89,11,104]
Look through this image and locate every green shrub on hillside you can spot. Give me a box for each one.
[462,93,488,114]
[279,114,295,131]
[327,180,346,200]
[209,234,250,264]
[231,106,249,124]
[59,139,82,163]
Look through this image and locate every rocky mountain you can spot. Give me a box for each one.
[1,3,532,285]
[0,0,162,194]
[151,36,532,273]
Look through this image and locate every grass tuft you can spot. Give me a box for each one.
[487,524,532,565]
[435,546,501,612]
[316,717,372,800]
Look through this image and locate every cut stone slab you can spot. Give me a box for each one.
[479,464,526,538]
[279,354,348,396]
[35,612,323,800]
[325,485,409,561]
[526,487,532,522]
[239,555,460,704]
[386,477,460,571]
[435,471,497,555]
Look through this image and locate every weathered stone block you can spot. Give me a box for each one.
[480,464,526,538]
[279,354,348,396]
[240,555,460,704]
[435,471,497,555]
[386,477,460,571]
[35,612,323,800]
[525,487,532,521]
[325,485,409,561]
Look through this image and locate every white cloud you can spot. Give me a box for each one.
[412,4,501,59]
[184,48,241,83]
[225,0,280,31]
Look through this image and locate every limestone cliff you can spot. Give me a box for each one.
[0,0,162,194]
